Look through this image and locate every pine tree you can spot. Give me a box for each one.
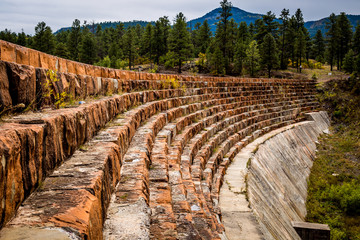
[254,19,266,43]
[304,29,312,61]
[17,30,27,47]
[208,45,225,75]
[293,9,306,71]
[0,29,17,43]
[326,13,340,71]
[141,23,154,61]
[198,20,212,54]
[279,8,290,69]
[295,29,306,73]
[312,30,325,62]
[33,21,55,54]
[227,18,238,65]
[123,27,138,70]
[153,17,170,64]
[234,22,250,75]
[55,42,70,59]
[55,30,69,45]
[100,28,113,59]
[246,40,260,77]
[168,12,192,73]
[67,19,82,61]
[216,0,233,73]
[261,33,279,78]
[263,11,278,37]
[234,40,247,75]
[191,22,202,56]
[337,13,353,70]
[79,28,96,64]
[248,22,255,39]
[353,24,360,56]
[356,54,360,74]
[342,49,355,73]
[237,22,250,43]
[287,16,298,67]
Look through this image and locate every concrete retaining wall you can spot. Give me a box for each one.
[247,111,330,240]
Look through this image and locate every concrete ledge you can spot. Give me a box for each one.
[292,221,330,240]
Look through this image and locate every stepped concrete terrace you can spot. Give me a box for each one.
[0,40,321,239]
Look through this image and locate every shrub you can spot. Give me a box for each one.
[148,64,158,73]
[161,78,180,89]
[95,56,111,68]
[44,70,69,109]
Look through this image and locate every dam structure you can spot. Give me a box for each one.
[0,40,326,239]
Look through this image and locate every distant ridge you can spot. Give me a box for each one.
[55,7,360,37]
[55,20,152,34]
[187,7,264,32]
[305,14,360,36]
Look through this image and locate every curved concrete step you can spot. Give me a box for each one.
[0,75,320,240]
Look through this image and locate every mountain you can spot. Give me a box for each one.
[305,15,360,37]
[55,7,360,37]
[55,20,152,34]
[188,7,360,37]
[187,7,264,32]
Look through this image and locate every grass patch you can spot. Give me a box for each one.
[213,146,219,154]
[306,78,360,240]
[79,144,89,152]
[306,128,360,239]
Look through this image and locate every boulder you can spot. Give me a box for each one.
[6,62,36,107]
[0,61,12,109]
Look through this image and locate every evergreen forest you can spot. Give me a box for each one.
[1,1,360,78]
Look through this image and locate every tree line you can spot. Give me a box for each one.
[1,0,360,77]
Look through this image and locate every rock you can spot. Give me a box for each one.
[6,61,36,107]
[0,61,12,109]
[15,45,30,65]
[0,41,16,63]
[0,123,44,228]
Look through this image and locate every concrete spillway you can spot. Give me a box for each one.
[220,111,330,240]
[0,40,322,239]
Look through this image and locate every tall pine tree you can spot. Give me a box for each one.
[67,19,82,61]
[337,12,353,70]
[261,33,279,78]
[216,0,233,74]
[312,30,325,62]
[326,13,340,71]
[168,12,192,73]
[79,28,96,64]
[353,24,360,56]
[279,9,290,69]
[153,17,170,64]
[246,40,260,77]
[33,22,55,54]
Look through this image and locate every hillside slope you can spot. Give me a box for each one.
[54,7,360,37]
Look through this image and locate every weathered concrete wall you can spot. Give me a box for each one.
[0,40,322,239]
[0,57,318,112]
[247,111,330,240]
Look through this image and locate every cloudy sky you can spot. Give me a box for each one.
[0,0,359,34]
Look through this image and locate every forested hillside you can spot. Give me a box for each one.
[55,20,152,34]
[187,7,265,32]
[1,1,359,78]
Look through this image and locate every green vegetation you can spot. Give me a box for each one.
[160,78,181,89]
[306,78,360,239]
[1,1,359,78]
[43,70,71,109]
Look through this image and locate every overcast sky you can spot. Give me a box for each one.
[0,0,359,35]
